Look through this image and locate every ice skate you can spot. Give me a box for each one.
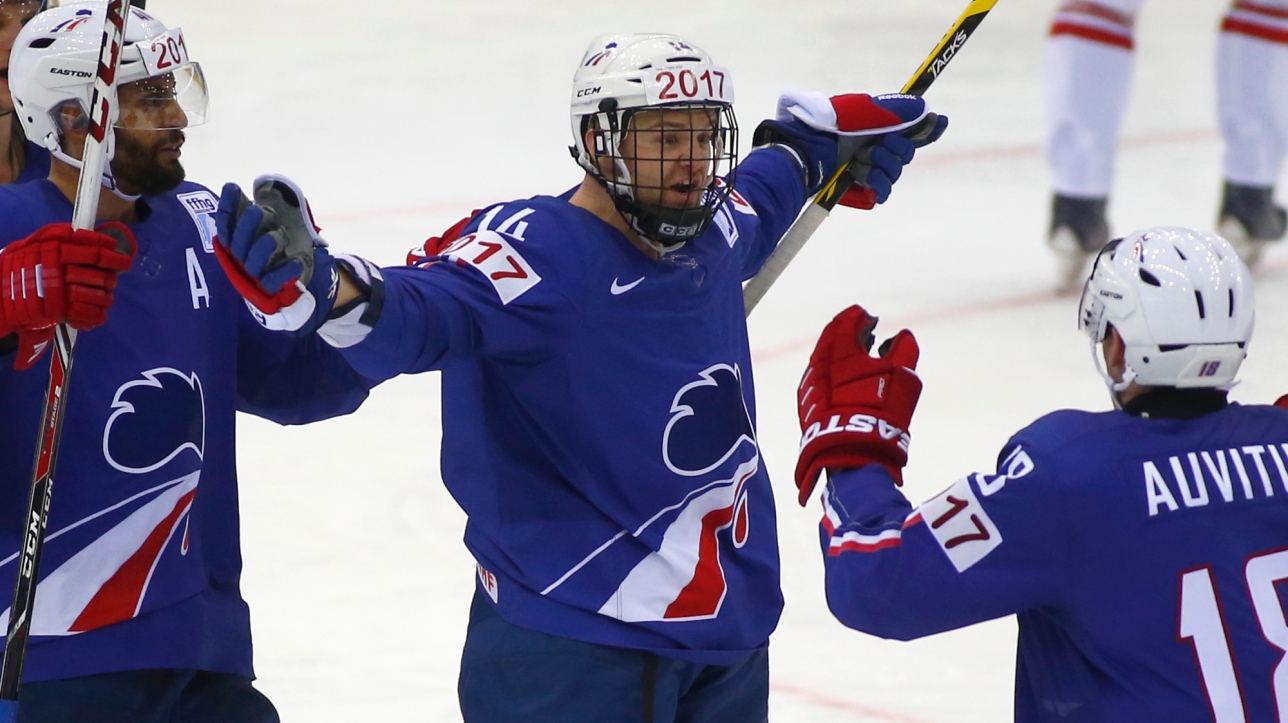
[1048,194,1110,293]
[1217,182,1286,268]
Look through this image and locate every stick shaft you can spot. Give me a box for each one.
[743,0,1000,316]
[0,0,134,707]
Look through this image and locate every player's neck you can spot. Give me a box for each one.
[49,159,139,224]
[0,114,16,185]
[1115,384,1147,408]
[569,176,660,260]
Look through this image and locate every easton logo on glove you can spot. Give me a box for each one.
[800,414,909,449]
[795,305,922,505]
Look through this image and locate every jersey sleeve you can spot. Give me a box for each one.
[234,305,378,425]
[727,146,810,279]
[817,436,1073,640]
[337,227,577,382]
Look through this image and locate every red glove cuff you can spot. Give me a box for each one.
[794,414,911,505]
[213,239,302,314]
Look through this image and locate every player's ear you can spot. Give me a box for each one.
[51,100,90,156]
[1102,324,1128,380]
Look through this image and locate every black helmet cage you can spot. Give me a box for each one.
[580,99,739,250]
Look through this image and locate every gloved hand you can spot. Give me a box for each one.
[214,174,355,336]
[0,222,136,370]
[795,306,923,506]
[753,92,947,208]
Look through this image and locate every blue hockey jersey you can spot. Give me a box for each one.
[14,142,50,185]
[0,180,374,682]
[820,399,1288,722]
[339,147,808,664]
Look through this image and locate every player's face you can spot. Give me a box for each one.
[110,75,188,195]
[620,108,719,209]
[0,1,41,115]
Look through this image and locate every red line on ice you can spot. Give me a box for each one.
[321,129,1221,225]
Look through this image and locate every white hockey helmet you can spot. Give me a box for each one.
[569,33,738,251]
[1077,226,1254,392]
[9,2,207,167]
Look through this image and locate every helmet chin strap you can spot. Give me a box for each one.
[1088,335,1135,410]
[45,138,142,203]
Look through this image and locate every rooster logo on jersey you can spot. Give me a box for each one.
[602,363,758,623]
[103,368,205,473]
[0,369,207,637]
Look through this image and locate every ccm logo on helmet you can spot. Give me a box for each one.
[49,67,93,79]
[576,86,602,98]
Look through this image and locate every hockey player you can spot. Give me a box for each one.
[213,32,946,722]
[0,4,375,720]
[1045,0,1288,287]
[795,226,1288,721]
[0,0,50,184]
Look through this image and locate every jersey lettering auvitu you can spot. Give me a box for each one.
[821,404,1288,722]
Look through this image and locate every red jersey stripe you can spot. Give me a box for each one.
[1233,0,1288,21]
[1222,17,1288,44]
[1050,21,1135,50]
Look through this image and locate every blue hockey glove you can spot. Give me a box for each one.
[752,92,947,208]
[214,174,360,336]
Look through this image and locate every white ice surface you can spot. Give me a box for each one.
[151,0,1288,720]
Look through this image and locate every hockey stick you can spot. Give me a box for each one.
[743,0,999,316]
[0,1,134,718]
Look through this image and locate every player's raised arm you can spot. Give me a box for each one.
[794,306,1068,639]
[733,93,947,277]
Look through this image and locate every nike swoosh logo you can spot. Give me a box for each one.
[611,277,645,295]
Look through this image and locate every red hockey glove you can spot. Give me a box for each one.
[0,222,136,370]
[795,305,922,506]
[1276,394,1288,410]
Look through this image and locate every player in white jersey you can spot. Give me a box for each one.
[1045,0,1288,288]
[213,32,946,723]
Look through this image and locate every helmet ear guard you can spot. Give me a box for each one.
[1076,226,1254,394]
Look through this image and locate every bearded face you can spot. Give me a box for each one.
[111,126,186,196]
[108,74,190,195]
